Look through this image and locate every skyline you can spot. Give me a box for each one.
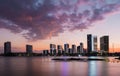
[0,0,120,52]
[0,34,112,53]
[1,35,109,54]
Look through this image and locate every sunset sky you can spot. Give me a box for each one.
[0,0,120,53]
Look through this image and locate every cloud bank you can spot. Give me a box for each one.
[0,0,120,41]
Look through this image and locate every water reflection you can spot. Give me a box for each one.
[1,57,28,76]
[3,58,13,76]
[88,57,109,76]
[62,62,69,76]
[88,61,97,76]
[0,57,120,76]
[25,58,33,76]
[101,61,108,76]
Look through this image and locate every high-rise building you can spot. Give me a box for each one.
[93,36,98,51]
[43,50,49,55]
[68,48,73,54]
[50,44,56,55]
[77,46,80,54]
[57,45,62,54]
[72,44,76,53]
[87,34,98,53]
[4,41,11,54]
[100,36,109,52]
[80,43,84,53]
[87,34,92,53]
[26,45,33,54]
[64,43,69,54]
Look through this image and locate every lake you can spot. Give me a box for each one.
[0,57,120,76]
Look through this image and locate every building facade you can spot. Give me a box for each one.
[57,45,63,54]
[26,45,33,54]
[100,36,109,52]
[4,41,11,54]
[50,44,56,55]
[68,48,73,54]
[87,34,98,53]
[77,46,80,54]
[87,34,92,53]
[72,44,76,53]
[93,36,98,52]
[43,50,49,55]
[64,43,69,54]
[80,43,84,53]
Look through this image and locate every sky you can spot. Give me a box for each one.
[0,0,120,53]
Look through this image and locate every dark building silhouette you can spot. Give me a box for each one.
[93,36,98,52]
[4,41,11,54]
[50,44,56,55]
[87,34,98,53]
[72,44,76,53]
[57,45,62,54]
[43,50,49,55]
[87,34,92,53]
[68,48,73,54]
[80,42,84,53]
[77,46,80,54]
[26,45,33,54]
[100,36,109,52]
[64,43,69,54]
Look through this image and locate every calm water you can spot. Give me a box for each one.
[0,57,120,76]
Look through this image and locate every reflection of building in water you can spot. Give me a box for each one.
[61,62,69,76]
[88,57,108,76]
[88,61,97,76]
[100,60,108,76]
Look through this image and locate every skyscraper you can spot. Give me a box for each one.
[72,44,76,53]
[87,34,98,53]
[43,50,49,55]
[50,44,56,55]
[80,42,84,53]
[4,41,11,54]
[100,36,109,52]
[64,43,69,54]
[93,36,97,52]
[77,46,80,54]
[87,34,92,53]
[68,48,73,54]
[26,45,33,54]
[57,45,62,54]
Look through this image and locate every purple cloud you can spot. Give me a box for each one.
[0,0,120,41]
